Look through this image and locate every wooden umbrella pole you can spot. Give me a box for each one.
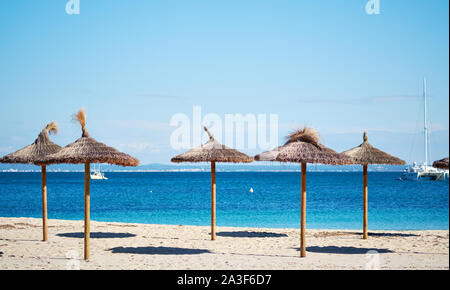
[363,164,368,239]
[84,162,90,260]
[211,161,216,240]
[41,165,48,242]
[300,162,307,257]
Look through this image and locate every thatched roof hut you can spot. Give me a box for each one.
[254,127,352,258]
[341,132,405,240]
[433,158,449,170]
[0,122,62,242]
[171,127,253,240]
[40,109,139,260]
[0,122,61,164]
[341,132,406,165]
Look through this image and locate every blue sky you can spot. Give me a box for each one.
[0,0,448,164]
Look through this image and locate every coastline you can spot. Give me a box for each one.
[0,169,407,173]
[1,217,448,270]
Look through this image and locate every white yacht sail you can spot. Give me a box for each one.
[400,78,449,181]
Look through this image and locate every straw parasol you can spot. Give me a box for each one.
[38,109,139,260]
[433,158,449,170]
[254,127,353,257]
[171,127,253,240]
[342,132,405,239]
[0,122,61,241]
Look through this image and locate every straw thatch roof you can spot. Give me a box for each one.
[341,132,405,165]
[0,122,62,164]
[37,109,139,167]
[433,158,449,170]
[254,127,353,165]
[171,127,253,163]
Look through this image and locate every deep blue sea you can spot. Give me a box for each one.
[0,172,448,230]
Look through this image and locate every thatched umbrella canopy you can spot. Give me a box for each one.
[254,127,353,257]
[0,122,61,164]
[433,158,449,170]
[171,127,253,240]
[39,109,139,260]
[0,122,61,242]
[342,132,405,239]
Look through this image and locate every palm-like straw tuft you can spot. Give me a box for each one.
[204,126,214,140]
[73,109,90,137]
[287,127,320,144]
[286,127,320,147]
[45,122,58,135]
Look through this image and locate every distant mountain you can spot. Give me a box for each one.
[0,163,407,172]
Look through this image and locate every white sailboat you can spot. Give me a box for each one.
[90,164,108,180]
[399,78,449,181]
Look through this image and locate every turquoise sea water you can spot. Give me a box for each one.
[0,172,448,230]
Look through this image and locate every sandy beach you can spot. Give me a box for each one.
[0,217,448,270]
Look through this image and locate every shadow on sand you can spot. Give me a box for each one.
[301,246,394,254]
[364,232,419,238]
[108,246,211,255]
[312,231,419,238]
[217,231,288,238]
[57,232,136,239]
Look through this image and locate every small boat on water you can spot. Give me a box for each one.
[90,164,108,180]
[399,78,449,181]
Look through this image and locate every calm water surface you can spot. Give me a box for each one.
[0,172,448,230]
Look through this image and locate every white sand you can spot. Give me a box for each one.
[0,217,448,270]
